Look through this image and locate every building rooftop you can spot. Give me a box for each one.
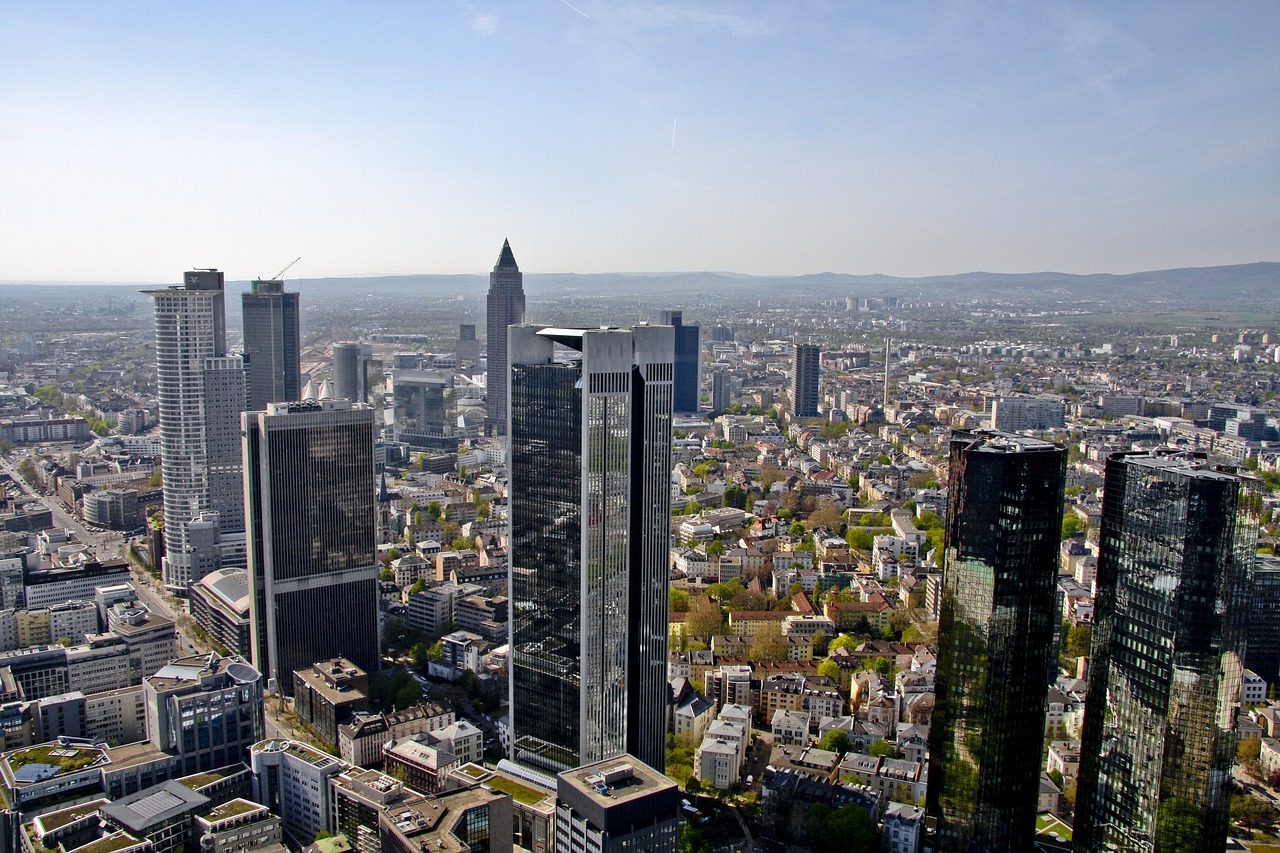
[558,758,675,807]
[100,780,210,832]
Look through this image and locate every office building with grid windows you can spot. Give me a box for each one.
[1073,450,1260,853]
[927,430,1066,852]
[243,400,379,696]
[507,324,673,775]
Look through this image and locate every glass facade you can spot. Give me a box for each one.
[245,402,380,695]
[508,326,673,775]
[1073,451,1259,853]
[928,430,1065,852]
[791,344,820,417]
[485,240,526,435]
[242,279,301,412]
[1247,555,1280,695]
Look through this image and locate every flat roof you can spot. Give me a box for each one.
[558,758,675,806]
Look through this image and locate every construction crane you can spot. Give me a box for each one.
[263,257,301,281]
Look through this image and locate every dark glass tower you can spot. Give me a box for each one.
[1247,554,1280,696]
[791,343,820,417]
[658,310,700,414]
[1073,450,1260,853]
[242,279,301,411]
[485,239,526,436]
[928,430,1066,852]
[507,324,673,774]
[243,400,379,696]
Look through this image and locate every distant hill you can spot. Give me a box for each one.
[3,262,1276,308]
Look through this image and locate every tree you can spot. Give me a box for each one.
[816,659,842,681]
[1238,737,1262,761]
[816,729,852,756]
[1231,793,1280,832]
[685,608,724,640]
[379,568,395,582]
[670,588,690,612]
[868,740,900,759]
[789,521,807,537]
[729,588,770,612]
[678,824,712,853]
[393,680,423,710]
[863,656,892,679]
[409,579,427,595]
[1062,513,1085,539]
[812,629,829,657]
[748,625,790,662]
[457,670,478,694]
[846,528,874,550]
[705,539,724,557]
[828,634,858,653]
[387,547,402,561]
[427,640,443,662]
[411,643,431,669]
[723,485,747,510]
[1066,624,1092,658]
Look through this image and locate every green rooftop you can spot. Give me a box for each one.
[203,799,261,821]
[484,774,551,805]
[8,745,105,775]
[178,771,226,790]
[457,764,488,779]
[72,832,146,853]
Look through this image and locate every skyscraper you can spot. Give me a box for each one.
[710,371,731,415]
[1247,554,1280,694]
[507,323,673,774]
[243,400,379,695]
[928,430,1066,852]
[658,310,700,414]
[242,278,301,411]
[486,239,526,436]
[1073,450,1260,853]
[791,343,820,418]
[145,270,246,594]
[331,342,369,404]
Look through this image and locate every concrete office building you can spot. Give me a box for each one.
[554,758,679,853]
[928,430,1066,853]
[991,396,1067,433]
[144,653,265,774]
[144,270,246,593]
[1074,451,1260,853]
[507,324,673,774]
[189,567,252,659]
[791,343,820,418]
[242,278,301,411]
[244,400,379,695]
[485,240,526,436]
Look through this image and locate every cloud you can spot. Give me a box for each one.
[611,3,769,38]
[470,11,497,36]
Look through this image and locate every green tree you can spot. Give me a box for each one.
[670,588,690,612]
[1066,624,1093,658]
[723,485,747,510]
[379,568,395,582]
[685,608,724,639]
[1156,797,1205,853]
[816,659,842,681]
[409,579,426,595]
[863,656,892,679]
[846,528,874,550]
[393,680,423,710]
[811,629,829,657]
[749,626,790,662]
[868,740,900,759]
[789,521,807,537]
[705,539,724,557]
[387,547,402,561]
[1062,513,1085,539]
[828,634,857,653]
[678,824,712,853]
[816,729,852,756]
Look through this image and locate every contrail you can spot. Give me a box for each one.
[672,118,677,151]
[559,0,590,18]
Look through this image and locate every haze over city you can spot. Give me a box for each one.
[3,1,1277,282]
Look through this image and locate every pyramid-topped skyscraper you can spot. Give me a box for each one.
[485,239,526,436]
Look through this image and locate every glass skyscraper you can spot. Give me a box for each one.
[928,430,1066,852]
[242,278,301,412]
[486,239,526,436]
[791,343,820,417]
[243,400,379,696]
[658,310,700,414]
[1073,450,1260,853]
[507,324,674,774]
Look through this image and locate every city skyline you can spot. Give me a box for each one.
[2,3,1276,281]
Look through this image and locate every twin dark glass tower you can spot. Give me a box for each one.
[931,433,1259,853]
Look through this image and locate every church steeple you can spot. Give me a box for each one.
[494,238,519,271]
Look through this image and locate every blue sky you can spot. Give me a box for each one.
[2,1,1277,281]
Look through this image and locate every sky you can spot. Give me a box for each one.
[2,1,1278,282]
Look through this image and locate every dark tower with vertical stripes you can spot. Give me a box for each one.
[485,240,526,435]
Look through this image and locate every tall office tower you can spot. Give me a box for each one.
[456,323,481,368]
[710,371,731,415]
[555,758,680,853]
[242,278,301,411]
[1247,554,1280,692]
[244,400,380,696]
[791,343,820,418]
[507,324,674,774]
[486,239,526,436]
[332,342,364,404]
[658,310,700,414]
[145,270,246,594]
[1073,450,1260,853]
[391,369,448,448]
[928,430,1066,853]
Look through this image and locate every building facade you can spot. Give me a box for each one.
[791,343,820,418]
[508,324,673,774]
[144,653,265,774]
[658,310,700,414]
[244,400,379,695]
[485,240,526,436]
[1073,451,1260,853]
[1247,554,1280,694]
[242,278,301,412]
[144,270,245,593]
[554,758,679,853]
[928,430,1066,852]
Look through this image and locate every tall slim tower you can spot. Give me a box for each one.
[507,324,673,774]
[243,400,379,695]
[658,310,700,414]
[1073,450,1259,853]
[485,239,526,436]
[242,279,301,411]
[145,270,246,594]
[928,430,1066,852]
[791,343,820,418]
